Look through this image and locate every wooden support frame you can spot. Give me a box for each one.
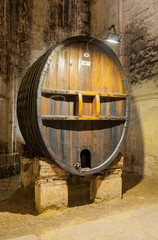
[42,88,127,99]
[93,95,100,117]
[75,93,83,117]
[42,115,126,121]
[41,88,127,121]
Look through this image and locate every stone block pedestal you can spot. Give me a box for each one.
[90,153,123,203]
[33,157,69,213]
[35,178,68,212]
[20,153,123,213]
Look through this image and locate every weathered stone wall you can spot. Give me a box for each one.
[0,0,33,176]
[0,0,10,154]
[9,0,33,152]
[90,0,158,176]
[44,0,90,47]
[31,0,91,62]
[124,0,158,85]
[90,0,123,56]
[0,0,91,175]
[123,0,158,176]
[1,0,157,177]
[0,0,33,153]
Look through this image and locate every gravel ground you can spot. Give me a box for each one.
[0,173,158,240]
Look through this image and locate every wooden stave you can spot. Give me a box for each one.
[17,48,55,156]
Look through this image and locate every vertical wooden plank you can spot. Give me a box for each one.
[63,46,70,165]
[69,42,78,91]
[104,121,112,159]
[49,55,58,156]
[55,45,70,164]
[92,95,100,117]
[100,52,106,117]
[100,54,111,163]
[97,46,105,166]
[117,98,126,144]
[75,94,83,117]
[90,44,101,167]
[100,51,111,117]
[112,61,123,119]
[111,122,118,153]
[69,42,79,167]
[77,41,87,152]
[77,41,93,166]
[55,49,63,161]
[110,61,123,154]
[42,54,58,156]
[100,50,113,164]
[78,41,93,92]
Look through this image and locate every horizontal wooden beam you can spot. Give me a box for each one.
[42,115,126,121]
[42,89,127,99]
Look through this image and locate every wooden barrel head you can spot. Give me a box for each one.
[17,36,130,175]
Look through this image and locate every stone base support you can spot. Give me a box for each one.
[20,153,123,212]
[90,176,122,203]
[34,157,69,213]
[90,153,123,203]
[35,178,68,213]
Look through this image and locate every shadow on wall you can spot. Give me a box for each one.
[119,12,156,192]
[122,99,144,193]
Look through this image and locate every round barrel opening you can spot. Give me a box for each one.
[80,149,91,169]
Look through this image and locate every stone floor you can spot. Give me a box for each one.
[8,204,158,240]
[0,174,158,240]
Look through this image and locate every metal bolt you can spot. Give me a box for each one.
[75,163,81,171]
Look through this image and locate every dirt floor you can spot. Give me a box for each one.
[0,173,158,240]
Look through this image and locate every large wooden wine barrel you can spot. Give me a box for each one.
[17,36,130,176]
